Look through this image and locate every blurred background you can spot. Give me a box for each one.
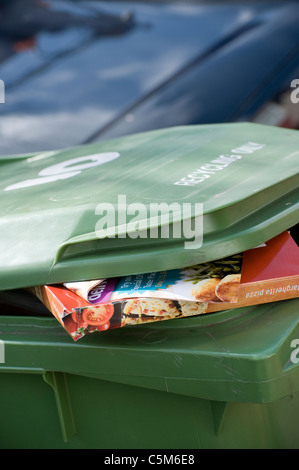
[0,0,299,156]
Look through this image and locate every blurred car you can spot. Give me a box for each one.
[0,0,298,157]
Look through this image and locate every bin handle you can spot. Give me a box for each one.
[53,222,189,267]
[54,230,116,265]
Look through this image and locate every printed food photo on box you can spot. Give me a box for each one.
[29,231,299,341]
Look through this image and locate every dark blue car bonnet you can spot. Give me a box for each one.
[0,0,299,155]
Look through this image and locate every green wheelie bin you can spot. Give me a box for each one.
[0,122,298,449]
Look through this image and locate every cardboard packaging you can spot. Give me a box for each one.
[30,231,299,341]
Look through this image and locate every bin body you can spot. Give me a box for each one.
[1,298,299,449]
[1,371,299,449]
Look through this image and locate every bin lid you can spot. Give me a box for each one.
[0,122,298,290]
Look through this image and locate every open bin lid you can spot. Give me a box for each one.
[0,122,298,290]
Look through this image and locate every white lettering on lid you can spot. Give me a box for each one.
[4,152,120,191]
[174,142,265,187]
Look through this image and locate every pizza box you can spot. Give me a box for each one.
[29,231,299,341]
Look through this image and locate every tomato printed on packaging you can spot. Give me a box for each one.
[82,304,114,326]
[64,304,114,338]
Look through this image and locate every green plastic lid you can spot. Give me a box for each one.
[0,123,298,290]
